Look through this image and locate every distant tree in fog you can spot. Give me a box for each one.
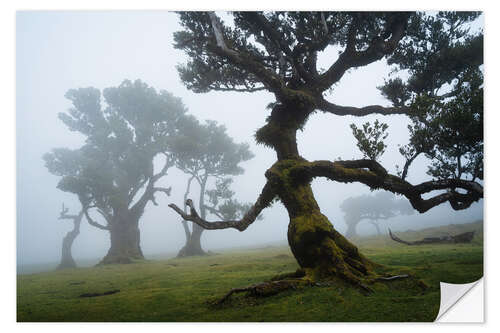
[340,192,414,238]
[56,203,85,269]
[168,12,483,293]
[44,80,186,265]
[169,117,255,257]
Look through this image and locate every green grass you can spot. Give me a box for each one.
[17,222,483,322]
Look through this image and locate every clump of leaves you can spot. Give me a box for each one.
[350,120,389,161]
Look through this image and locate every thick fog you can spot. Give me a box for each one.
[16,11,483,269]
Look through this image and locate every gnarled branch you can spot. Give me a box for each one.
[317,97,410,117]
[317,12,410,91]
[389,228,475,245]
[306,159,482,213]
[168,181,276,231]
[84,209,110,231]
[206,12,285,96]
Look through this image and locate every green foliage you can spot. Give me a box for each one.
[44,80,187,215]
[170,118,253,177]
[17,222,482,322]
[175,12,414,93]
[169,115,255,223]
[379,12,483,181]
[350,120,389,161]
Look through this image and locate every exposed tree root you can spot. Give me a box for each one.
[215,279,308,305]
[213,271,412,305]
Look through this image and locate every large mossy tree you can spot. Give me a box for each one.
[44,80,186,264]
[169,117,254,256]
[169,12,483,291]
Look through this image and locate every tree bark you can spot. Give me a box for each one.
[262,104,375,286]
[57,213,83,270]
[99,213,144,265]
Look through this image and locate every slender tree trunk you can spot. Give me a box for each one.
[177,176,208,257]
[99,213,143,265]
[345,220,359,239]
[57,213,83,270]
[370,221,381,235]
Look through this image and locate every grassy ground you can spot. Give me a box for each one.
[17,221,483,322]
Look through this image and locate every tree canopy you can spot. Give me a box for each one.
[44,79,187,263]
[169,116,255,256]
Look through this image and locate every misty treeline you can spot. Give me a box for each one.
[340,192,415,238]
[44,11,482,295]
[44,80,256,268]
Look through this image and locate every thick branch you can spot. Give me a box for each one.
[318,13,410,91]
[307,159,482,213]
[317,98,410,117]
[168,181,276,231]
[84,209,110,231]
[206,12,285,95]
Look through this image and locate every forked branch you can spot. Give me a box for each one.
[168,181,276,231]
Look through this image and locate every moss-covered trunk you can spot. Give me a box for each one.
[100,212,143,265]
[260,103,375,286]
[276,167,373,284]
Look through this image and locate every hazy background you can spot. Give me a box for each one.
[16,11,483,270]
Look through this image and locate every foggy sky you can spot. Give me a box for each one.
[16,11,483,268]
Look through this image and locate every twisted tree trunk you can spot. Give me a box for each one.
[258,104,375,286]
[57,211,84,270]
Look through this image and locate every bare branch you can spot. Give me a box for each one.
[208,12,238,56]
[317,13,410,91]
[304,159,482,213]
[206,12,285,95]
[84,209,110,231]
[389,228,475,245]
[168,181,276,231]
[59,203,83,221]
[151,186,172,206]
[317,97,410,117]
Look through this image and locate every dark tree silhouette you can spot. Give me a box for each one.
[169,117,254,256]
[168,12,483,292]
[340,192,414,238]
[56,203,85,269]
[44,80,186,264]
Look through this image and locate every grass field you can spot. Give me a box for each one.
[17,221,483,322]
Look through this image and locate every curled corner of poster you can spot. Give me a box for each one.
[435,278,483,322]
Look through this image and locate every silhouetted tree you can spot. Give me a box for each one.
[169,117,254,256]
[168,12,483,293]
[340,192,414,238]
[44,80,186,264]
[56,203,85,269]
